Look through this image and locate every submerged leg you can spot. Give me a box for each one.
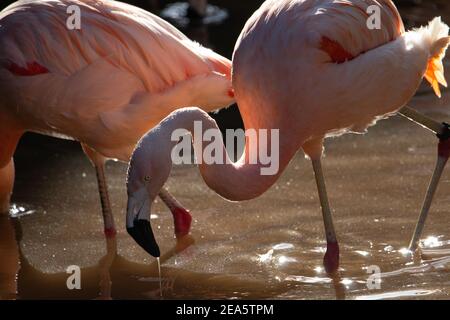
[398,106,450,251]
[81,144,116,238]
[303,138,339,274]
[158,188,192,238]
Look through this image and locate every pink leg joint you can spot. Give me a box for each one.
[172,207,192,238]
[104,227,117,238]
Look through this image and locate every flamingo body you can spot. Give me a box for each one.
[0,0,233,162]
[232,0,444,158]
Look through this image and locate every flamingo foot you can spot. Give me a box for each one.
[104,227,117,238]
[172,207,192,238]
[323,241,340,274]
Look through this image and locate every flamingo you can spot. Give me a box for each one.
[0,0,234,239]
[126,0,450,273]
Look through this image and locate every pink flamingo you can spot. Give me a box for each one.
[126,0,450,272]
[0,0,234,238]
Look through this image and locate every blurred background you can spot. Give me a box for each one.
[1,0,450,300]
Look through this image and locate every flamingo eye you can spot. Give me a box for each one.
[144,176,151,182]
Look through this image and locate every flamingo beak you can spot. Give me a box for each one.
[127,220,160,257]
[126,190,160,257]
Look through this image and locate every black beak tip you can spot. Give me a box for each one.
[127,219,160,257]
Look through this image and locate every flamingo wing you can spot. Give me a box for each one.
[310,0,404,63]
[0,0,231,94]
[0,0,233,155]
[236,0,403,64]
[233,0,446,141]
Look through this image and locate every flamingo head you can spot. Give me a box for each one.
[126,131,173,258]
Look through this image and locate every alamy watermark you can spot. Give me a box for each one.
[63,3,384,31]
[366,5,382,30]
[170,121,280,176]
[66,265,81,290]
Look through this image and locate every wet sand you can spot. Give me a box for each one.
[1,0,450,300]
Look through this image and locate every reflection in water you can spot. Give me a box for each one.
[156,257,162,298]
[1,216,354,299]
[0,217,242,298]
[355,289,439,300]
[4,157,450,300]
[0,215,19,299]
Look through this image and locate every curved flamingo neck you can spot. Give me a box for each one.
[157,106,299,201]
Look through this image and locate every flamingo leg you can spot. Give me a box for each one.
[398,107,450,251]
[409,139,450,252]
[0,215,20,299]
[0,129,22,214]
[94,162,116,238]
[398,106,445,135]
[311,158,339,274]
[81,144,116,238]
[0,160,15,214]
[158,188,192,238]
[303,138,339,273]
[97,237,117,300]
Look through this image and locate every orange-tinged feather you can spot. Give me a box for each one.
[425,56,449,98]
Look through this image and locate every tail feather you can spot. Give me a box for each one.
[420,17,450,97]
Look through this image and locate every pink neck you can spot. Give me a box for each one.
[164,107,299,201]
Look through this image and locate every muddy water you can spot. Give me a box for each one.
[1,0,450,300]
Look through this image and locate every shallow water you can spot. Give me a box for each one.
[1,0,450,300]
